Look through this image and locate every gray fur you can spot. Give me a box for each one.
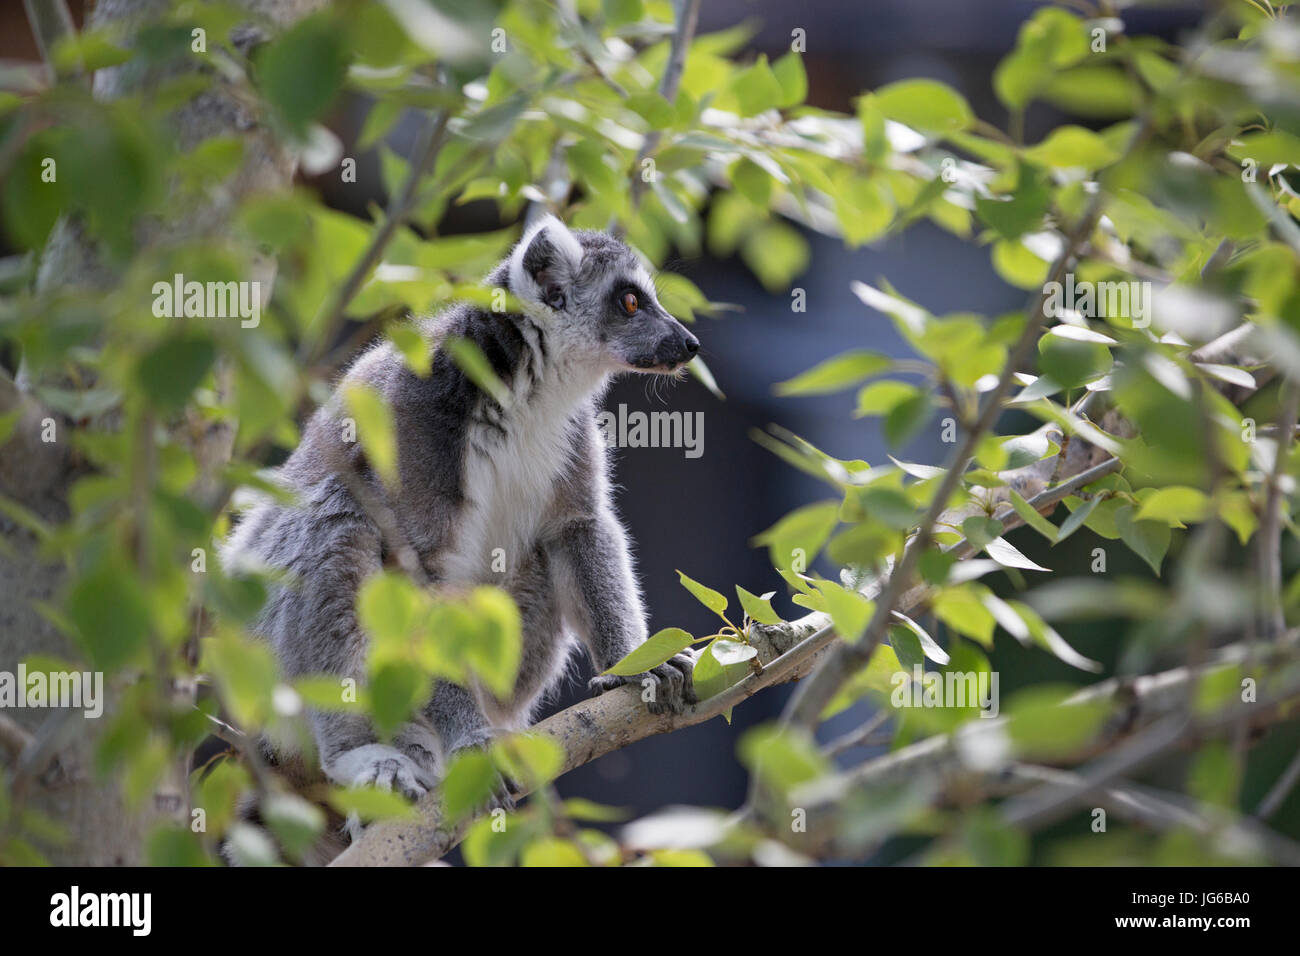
[222,217,699,803]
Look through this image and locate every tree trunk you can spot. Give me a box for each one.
[0,0,316,865]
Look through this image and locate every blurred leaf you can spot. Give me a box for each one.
[775,350,892,396]
[342,382,399,490]
[257,13,348,137]
[871,78,972,135]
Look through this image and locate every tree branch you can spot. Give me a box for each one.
[788,640,1300,859]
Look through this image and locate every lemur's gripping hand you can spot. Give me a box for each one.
[589,652,698,715]
[327,744,437,802]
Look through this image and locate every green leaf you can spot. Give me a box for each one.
[889,622,924,669]
[605,628,696,675]
[736,586,783,626]
[603,0,644,28]
[256,13,348,137]
[727,55,785,117]
[1135,486,1209,526]
[262,793,325,860]
[832,172,894,247]
[562,798,630,822]
[962,516,1004,552]
[711,639,757,666]
[975,164,1049,240]
[521,837,588,867]
[686,355,726,400]
[1055,495,1098,543]
[1041,66,1139,118]
[357,571,423,646]
[51,30,132,74]
[994,8,1089,110]
[933,585,996,647]
[985,536,1051,572]
[441,749,499,823]
[1038,332,1111,390]
[775,350,892,396]
[1024,125,1121,170]
[1008,489,1058,542]
[388,324,431,377]
[892,610,949,664]
[136,333,215,412]
[2,133,70,252]
[342,382,399,490]
[146,826,213,867]
[459,587,522,700]
[328,786,416,822]
[68,560,152,671]
[771,51,808,108]
[1007,600,1101,672]
[752,500,840,572]
[491,733,565,788]
[738,725,830,794]
[823,640,904,718]
[1007,686,1112,759]
[1115,504,1171,575]
[992,239,1050,290]
[855,380,918,417]
[1227,131,1300,169]
[369,662,428,737]
[443,336,512,406]
[872,79,973,135]
[691,639,751,710]
[740,221,809,292]
[816,579,874,644]
[677,571,729,620]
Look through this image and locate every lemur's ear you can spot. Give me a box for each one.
[508,214,584,311]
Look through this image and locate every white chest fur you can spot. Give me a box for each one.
[441,358,606,583]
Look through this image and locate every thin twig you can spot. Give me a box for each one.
[823,710,891,758]
[22,0,76,78]
[304,108,451,365]
[615,0,702,233]
[1255,746,1300,820]
[1009,765,1300,867]
[1259,381,1298,641]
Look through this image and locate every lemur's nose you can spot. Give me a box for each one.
[684,334,700,356]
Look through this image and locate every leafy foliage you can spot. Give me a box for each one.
[4,0,1300,868]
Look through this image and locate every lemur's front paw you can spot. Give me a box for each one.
[326,744,437,802]
[589,651,698,715]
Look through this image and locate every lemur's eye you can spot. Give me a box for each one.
[620,291,639,315]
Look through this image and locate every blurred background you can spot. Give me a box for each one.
[17,0,1287,859]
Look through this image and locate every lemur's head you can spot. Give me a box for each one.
[506,215,699,374]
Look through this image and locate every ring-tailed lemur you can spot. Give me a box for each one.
[222,215,699,800]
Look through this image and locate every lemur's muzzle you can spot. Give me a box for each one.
[653,328,700,368]
[624,311,699,372]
